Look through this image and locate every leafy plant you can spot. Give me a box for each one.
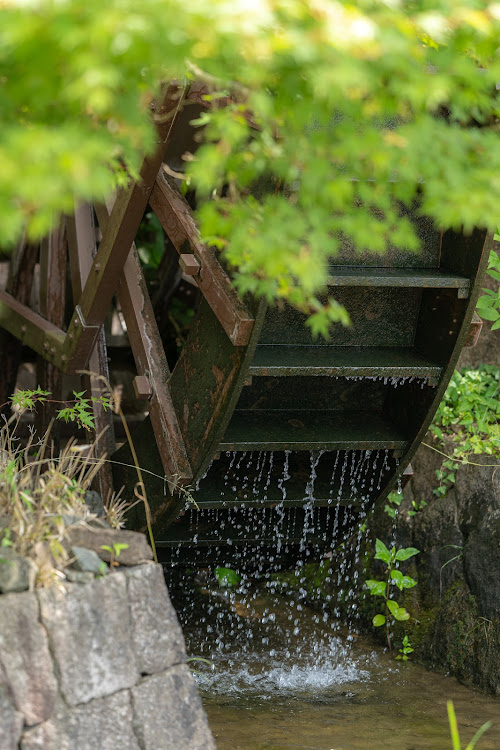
[396,635,414,662]
[214,567,241,588]
[8,388,111,432]
[384,491,427,519]
[429,366,500,495]
[447,701,491,750]
[476,244,500,331]
[365,539,419,650]
[4,2,500,335]
[100,542,129,567]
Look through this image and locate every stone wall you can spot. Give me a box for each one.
[0,563,216,750]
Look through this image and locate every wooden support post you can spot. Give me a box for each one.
[0,235,39,417]
[35,225,67,444]
[63,85,189,372]
[67,203,116,502]
[96,199,192,486]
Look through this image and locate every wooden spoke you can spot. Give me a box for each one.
[149,172,254,346]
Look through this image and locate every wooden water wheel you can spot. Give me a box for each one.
[0,83,492,555]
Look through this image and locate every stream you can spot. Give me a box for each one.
[167,575,500,750]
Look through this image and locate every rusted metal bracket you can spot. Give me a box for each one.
[149,172,254,346]
[463,311,483,347]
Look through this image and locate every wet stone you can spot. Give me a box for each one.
[70,546,107,575]
[0,591,57,725]
[131,665,217,750]
[125,564,187,674]
[21,691,140,750]
[0,548,37,594]
[38,572,139,706]
[66,527,153,566]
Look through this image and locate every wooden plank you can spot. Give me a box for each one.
[327,266,470,296]
[117,244,193,484]
[149,173,254,345]
[63,84,188,370]
[169,298,266,479]
[220,410,409,451]
[96,198,192,486]
[0,289,65,358]
[67,203,116,501]
[0,236,39,414]
[35,225,67,441]
[250,345,442,379]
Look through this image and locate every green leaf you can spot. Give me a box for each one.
[395,547,420,562]
[214,567,241,588]
[374,539,391,564]
[386,599,400,616]
[393,607,410,622]
[372,614,386,627]
[365,579,387,596]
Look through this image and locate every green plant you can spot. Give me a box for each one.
[429,366,500,495]
[0,419,107,586]
[214,567,241,588]
[8,387,111,432]
[384,491,427,519]
[476,243,500,331]
[447,701,491,750]
[186,656,214,678]
[365,539,419,651]
[100,542,129,567]
[4,2,500,336]
[396,635,414,661]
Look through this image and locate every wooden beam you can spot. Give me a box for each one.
[97,200,192,484]
[35,224,67,441]
[149,172,254,346]
[67,203,116,501]
[63,84,188,371]
[0,289,65,359]
[0,236,39,414]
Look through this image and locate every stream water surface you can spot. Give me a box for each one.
[168,578,500,750]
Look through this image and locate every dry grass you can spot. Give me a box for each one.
[0,415,128,586]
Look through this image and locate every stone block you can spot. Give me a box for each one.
[125,564,187,674]
[70,546,107,574]
[0,591,57,725]
[0,548,37,593]
[132,666,217,750]
[66,527,153,565]
[38,573,139,706]
[21,690,141,750]
[0,665,24,750]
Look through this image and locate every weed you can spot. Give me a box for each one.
[396,635,414,661]
[365,539,419,651]
[447,701,491,750]
[100,542,129,567]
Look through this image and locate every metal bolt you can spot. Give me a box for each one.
[43,342,49,350]
[95,262,101,272]
[21,325,26,334]
[50,347,55,355]
[74,318,80,327]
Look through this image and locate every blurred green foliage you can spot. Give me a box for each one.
[2,1,500,334]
